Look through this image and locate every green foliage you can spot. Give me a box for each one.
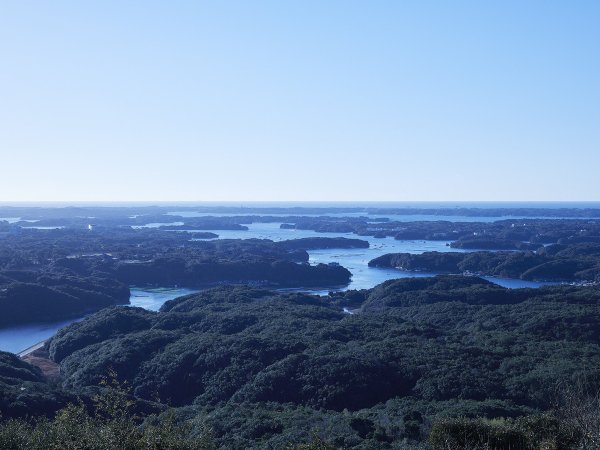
[286,434,341,449]
[0,373,214,450]
[6,273,600,447]
[38,280,600,447]
[0,351,74,418]
[370,242,600,282]
[0,227,359,326]
[428,414,580,450]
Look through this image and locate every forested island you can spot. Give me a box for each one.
[2,276,600,448]
[4,204,600,247]
[284,217,600,243]
[3,204,600,223]
[369,240,600,282]
[0,228,360,326]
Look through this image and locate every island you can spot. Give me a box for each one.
[0,228,358,327]
[368,241,600,282]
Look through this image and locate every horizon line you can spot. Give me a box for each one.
[2,200,600,206]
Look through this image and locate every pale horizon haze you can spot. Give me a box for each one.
[1,1,599,202]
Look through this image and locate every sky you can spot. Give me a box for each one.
[0,1,599,202]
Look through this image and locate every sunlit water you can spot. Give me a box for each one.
[0,318,84,354]
[0,221,562,353]
[185,222,559,291]
[0,288,198,353]
[0,217,22,224]
[129,287,199,311]
[131,222,184,229]
[167,210,598,223]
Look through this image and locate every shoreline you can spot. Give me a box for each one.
[17,340,46,358]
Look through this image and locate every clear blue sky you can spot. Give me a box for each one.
[1,1,598,202]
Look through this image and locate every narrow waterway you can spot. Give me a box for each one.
[0,221,560,354]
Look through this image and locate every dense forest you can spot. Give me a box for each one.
[369,241,600,282]
[1,276,599,448]
[2,207,600,448]
[0,228,360,326]
[4,206,600,243]
[284,218,600,243]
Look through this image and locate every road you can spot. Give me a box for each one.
[17,340,46,358]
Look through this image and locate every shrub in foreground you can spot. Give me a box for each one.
[428,414,580,450]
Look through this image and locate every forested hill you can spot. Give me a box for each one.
[369,241,600,282]
[0,230,360,326]
[2,276,598,448]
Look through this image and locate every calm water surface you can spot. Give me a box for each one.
[0,318,84,354]
[129,287,199,310]
[0,221,561,353]
[188,222,558,291]
[0,288,197,353]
